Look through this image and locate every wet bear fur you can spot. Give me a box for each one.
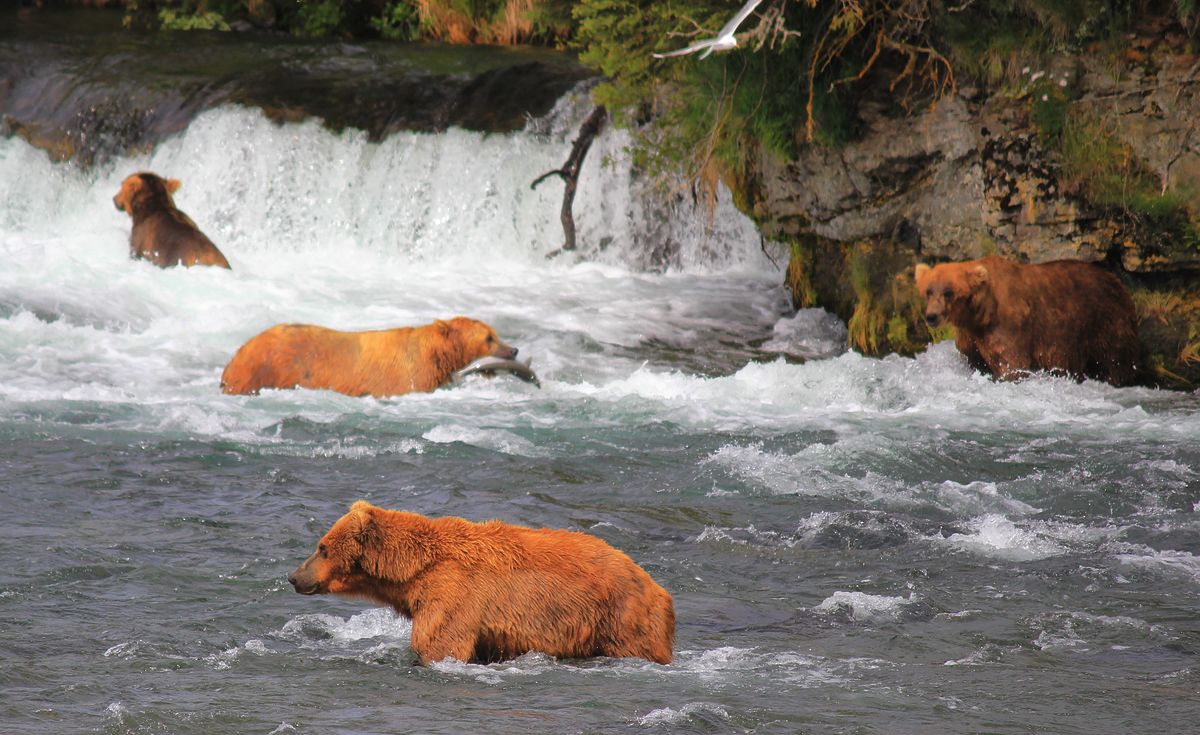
[915,255,1141,386]
[221,316,517,397]
[112,172,231,269]
[288,501,676,665]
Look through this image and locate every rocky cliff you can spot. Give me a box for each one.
[750,49,1200,387]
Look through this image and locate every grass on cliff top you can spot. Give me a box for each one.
[1060,114,1200,253]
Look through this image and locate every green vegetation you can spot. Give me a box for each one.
[370,0,424,40]
[158,7,231,30]
[1131,286,1200,388]
[784,238,817,309]
[1060,114,1200,253]
[125,0,1199,185]
[295,0,350,37]
[1029,71,1077,146]
[114,0,1200,369]
[127,0,574,42]
[845,244,883,354]
[575,0,953,182]
[567,0,1195,193]
[834,241,942,357]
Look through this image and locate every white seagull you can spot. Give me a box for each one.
[653,0,764,60]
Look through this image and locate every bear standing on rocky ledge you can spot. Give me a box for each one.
[113,172,231,269]
[915,255,1141,387]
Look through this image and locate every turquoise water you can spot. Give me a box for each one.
[2,94,1200,734]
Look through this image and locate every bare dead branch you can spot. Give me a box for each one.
[1160,120,1198,194]
[532,105,607,255]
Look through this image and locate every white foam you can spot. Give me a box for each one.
[309,439,426,459]
[1,106,1195,457]
[276,608,412,645]
[103,640,148,658]
[2,104,776,274]
[430,652,558,685]
[692,524,792,548]
[921,481,1040,517]
[762,308,848,359]
[104,701,132,719]
[634,702,730,727]
[423,424,543,457]
[1113,546,1200,581]
[1027,611,1157,653]
[206,646,241,670]
[707,443,1041,518]
[813,591,917,623]
[937,515,1066,561]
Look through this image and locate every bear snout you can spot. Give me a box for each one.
[113,194,125,212]
[925,313,943,327]
[289,577,319,595]
[493,343,518,360]
[288,566,321,595]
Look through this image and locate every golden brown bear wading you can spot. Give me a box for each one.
[289,501,676,665]
[112,172,231,269]
[221,316,517,397]
[915,255,1141,386]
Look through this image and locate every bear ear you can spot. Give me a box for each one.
[435,320,453,338]
[914,263,931,283]
[349,499,376,515]
[968,264,989,287]
[348,500,376,538]
[165,178,182,194]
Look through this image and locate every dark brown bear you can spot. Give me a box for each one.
[113,172,231,269]
[915,256,1141,386]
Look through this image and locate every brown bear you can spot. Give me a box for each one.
[221,316,518,397]
[288,501,676,665]
[113,172,231,269]
[915,255,1141,386]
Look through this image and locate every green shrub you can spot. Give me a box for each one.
[371,0,423,40]
[158,8,232,30]
[295,0,347,37]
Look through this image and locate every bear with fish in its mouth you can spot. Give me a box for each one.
[221,316,524,398]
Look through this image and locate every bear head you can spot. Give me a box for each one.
[113,172,181,218]
[289,501,433,597]
[914,262,989,329]
[438,316,518,363]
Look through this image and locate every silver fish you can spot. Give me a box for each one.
[451,356,541,388]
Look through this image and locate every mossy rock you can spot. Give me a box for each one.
[1132,283,1200,389]
[784,235,944,358]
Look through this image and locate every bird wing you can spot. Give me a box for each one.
[653,40,716,58]
[717,0,764,38]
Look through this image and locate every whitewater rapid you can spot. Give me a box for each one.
[4,98,1200,735]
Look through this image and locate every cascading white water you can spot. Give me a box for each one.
[1,91,774,274]
[0,98,809,440]
[5,80,1200,735]
[1,99,1191,440]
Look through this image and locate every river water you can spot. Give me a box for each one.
[3,43,1200,735]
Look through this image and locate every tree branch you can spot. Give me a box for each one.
[532,105,607,255]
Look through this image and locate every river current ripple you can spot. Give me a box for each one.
[2,101,1199,734]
